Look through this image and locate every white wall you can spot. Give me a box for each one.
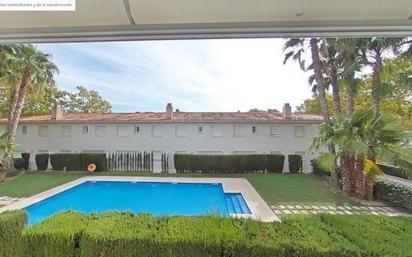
[0,121,320,172]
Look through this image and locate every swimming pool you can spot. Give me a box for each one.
[25,181,251,225]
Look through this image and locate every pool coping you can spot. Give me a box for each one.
[0,176,280,222]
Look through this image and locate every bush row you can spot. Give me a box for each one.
[13,153,30,170]
[34,153,106,171]
[12,211,412,257]
[374,178,412,212]
[377,163,410,180]
[0,211,27,257]
[287,154,302,173]
[174,154,285,173]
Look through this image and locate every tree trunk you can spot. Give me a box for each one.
[310,38,330,122]
[371,49,382,112]
[330,66,342,115]
[2,70,31,172]
[354,155,367,198]
[341,154,355,195]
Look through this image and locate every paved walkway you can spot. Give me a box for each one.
[0,196,24,207]
[271,204,410,217]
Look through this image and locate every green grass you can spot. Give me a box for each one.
[0,172,84,198]
[0,171,355,205]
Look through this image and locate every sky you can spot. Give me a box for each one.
[38,38,313,113]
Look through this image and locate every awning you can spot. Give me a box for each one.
[0,0,411,43]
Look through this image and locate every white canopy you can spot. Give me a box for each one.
[0,0,411,43]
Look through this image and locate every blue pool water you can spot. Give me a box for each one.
[26,181,251,225]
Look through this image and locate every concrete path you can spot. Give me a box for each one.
[271,204,410,217]
[0,196,24,207]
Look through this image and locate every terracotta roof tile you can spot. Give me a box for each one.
[0,112,323,123]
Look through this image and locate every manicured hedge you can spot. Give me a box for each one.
[21,153,30,170]
[374,178,412,212]
[49,153,107,171]
[35,153,49,171]
[174,154,285,173]
[288,154,302,173]
[378,163,410,180]
[0,211,26,257]
[20,212,412,257]
[20,212,89,257]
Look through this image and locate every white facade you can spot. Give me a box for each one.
[0,120,320,172]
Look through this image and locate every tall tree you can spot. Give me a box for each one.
[283,38,330,122]
[0,44,57,182]
[58,86,111,113]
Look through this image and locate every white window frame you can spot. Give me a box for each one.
[61,125,71,137]
[211,125,222,137]
[38,125,49,137]
[152,125,163,137]
[134,125,140,134]
[270,125,280,137]
[175,125,187,137]
[82,125,89,135]
[116,125,128,137]
[252,125,257,134]
[233,125,244,137]
[294,126,306,138]
[22,125,27,135]
[198,126,204,134]
[95,125,106,137]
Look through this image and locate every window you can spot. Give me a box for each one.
[252,126,257,134]
[38,149,48,153]
[152,125,162,137]
[270,126,280,136]
[95,125,106,137]
[211,125,222,137]
[61,126,71,137]
[198,126,204,133]
[82,126,89,135]
[175,125,187,137]
[22,125,27,135]
[271,151,282,154]
[294,126,306,138]
[233,125,244,137]
[117,125,128,137]
[38,125,49,137]
[61,150,71,153]
[134,125,140,134]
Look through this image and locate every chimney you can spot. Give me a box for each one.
[166,103,173,120]
[51,104,64,120]
[282,103,292,119]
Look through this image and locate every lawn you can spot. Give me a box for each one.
[0,171,355,205]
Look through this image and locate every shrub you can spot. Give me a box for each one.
[288,155,302,173]
[311,159,330,176]
[23,212,412,257]
[266,154,285,173]
[377,163,410,180]
[21,212,90,257]
[50,153,82,171]
[35,153,49,170]
[13,158,25,170]
[174,154,284,173]
[0,211,27,257]
[21,153,30,170]
[50,153,107,171]
[80,153,107,172]
[374,178,412,212]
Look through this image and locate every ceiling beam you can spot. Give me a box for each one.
[0,20,411,43]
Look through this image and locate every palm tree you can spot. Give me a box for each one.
[283,38,330,122]
[0,132,13,182]
[0,44,57,181]
[311,108,412,199]
[361,38,406,112]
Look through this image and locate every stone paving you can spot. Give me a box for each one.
[0,196,24,207]
[271,204,410,217]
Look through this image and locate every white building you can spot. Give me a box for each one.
[0,103,323,172]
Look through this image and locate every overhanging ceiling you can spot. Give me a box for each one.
[0,0,411,43]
